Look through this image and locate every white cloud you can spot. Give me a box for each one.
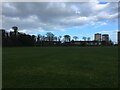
[19,29,28,33]
[1,1,118,33]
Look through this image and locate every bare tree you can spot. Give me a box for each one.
[42,35,45,41]
[54,36,57,41]
[64,35,71,42]
[73,36,79,41]
[87,37,91,41]
[46,32,54,41]
[12,26,18,36]
[58,36,62,42]
[37,34,40,42]
[82,37,87,41]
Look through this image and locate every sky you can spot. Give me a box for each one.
[1,0,119,43]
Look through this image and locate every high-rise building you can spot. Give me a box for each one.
[118,31,120,45]
[102,34,109,41]
[94,33,101,41]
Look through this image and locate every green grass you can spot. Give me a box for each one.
[2,46,118,88]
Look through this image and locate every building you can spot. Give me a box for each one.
[71,41,102,46]
[118,31,120,45]
[94,33,101,41]
[102,34,109,41]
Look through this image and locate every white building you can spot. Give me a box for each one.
[94,33,101,41]
[102,34,109,41]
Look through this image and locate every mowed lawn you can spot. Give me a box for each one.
[2,46,118,88]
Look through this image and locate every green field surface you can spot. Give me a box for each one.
[2,46,118,88]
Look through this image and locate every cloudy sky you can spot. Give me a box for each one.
[1,0,119,43]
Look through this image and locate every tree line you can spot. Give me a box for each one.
[1,26,113,47]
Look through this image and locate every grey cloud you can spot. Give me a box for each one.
[2,2,118,33]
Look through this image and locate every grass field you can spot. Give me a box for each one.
[2,46,118,88]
